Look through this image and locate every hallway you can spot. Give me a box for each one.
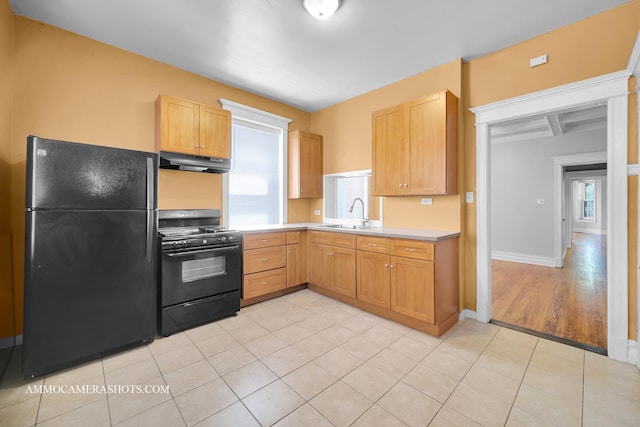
[492,232,607,351]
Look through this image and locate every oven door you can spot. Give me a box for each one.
[161,244,242,307]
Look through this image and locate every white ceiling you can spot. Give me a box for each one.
[490,103,608,144]
[8,0,631,112]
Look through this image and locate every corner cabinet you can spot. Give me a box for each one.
[288,130,323,199]
[156,94,231,158]
[372,90,458,196]
[308,231,356,298]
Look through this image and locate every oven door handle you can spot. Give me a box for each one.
[165,245,240,257]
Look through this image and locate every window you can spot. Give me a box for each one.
[581,180,596,220]
[220,99,291,228]
[323,170,381,225]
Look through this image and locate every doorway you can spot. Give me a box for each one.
[488,109,609,352]
[471,70,630,361]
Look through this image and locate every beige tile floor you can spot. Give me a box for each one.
[1,288,639,426]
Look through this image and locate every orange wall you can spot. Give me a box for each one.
[311,58,463,231]
[463,0,639,336]
[5,15,312,338]
[0,0,14,341]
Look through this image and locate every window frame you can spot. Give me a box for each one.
[219,99,292,227]
[580,179,597,222]
[322,169,383,226]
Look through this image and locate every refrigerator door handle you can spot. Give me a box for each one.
[146,211,153,262]
[146,157,154,210]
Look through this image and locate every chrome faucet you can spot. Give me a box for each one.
[348,197,370,228]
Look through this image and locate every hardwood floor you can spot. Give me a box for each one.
[492,232,607,350]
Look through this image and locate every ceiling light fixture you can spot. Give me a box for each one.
[303,0,340,20]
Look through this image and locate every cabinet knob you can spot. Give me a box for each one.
[390,265,395,269]
[384,263,389,268]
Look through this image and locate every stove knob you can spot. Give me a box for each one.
[220,236,228,242]
[227,235,234,241]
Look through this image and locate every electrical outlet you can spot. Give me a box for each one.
[421,198,433,205]
[536,199,545,205]
[314,210,321,216]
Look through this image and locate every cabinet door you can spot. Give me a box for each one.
[158,96,199,155]
[405,94,445,195]
[390,256,434,323]
[332,247,356,298]
[286,244,306,287]
[309,244,333,290]
[356,251,390,309]
[200,105,231,159]
[299,131,323,198]
[372,104,405,196]
[288,130,323,199]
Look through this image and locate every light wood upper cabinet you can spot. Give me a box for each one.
[288,130,323,199]
[200,104,231,158]
[372,90,458,196]
[156,94,231,158]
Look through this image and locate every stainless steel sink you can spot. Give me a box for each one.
[319,224,370,230]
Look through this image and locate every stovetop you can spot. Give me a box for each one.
[158,209,241,249]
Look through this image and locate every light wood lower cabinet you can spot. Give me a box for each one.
[353,235,458,336]
[390,256,435,323]
[308,231,356,298]
[243,230,307,302]
[356,251,390,309]
[286,231,307,288]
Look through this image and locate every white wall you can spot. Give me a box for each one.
[491,129,606,263]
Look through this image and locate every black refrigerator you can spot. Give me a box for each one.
[23,136,158,378]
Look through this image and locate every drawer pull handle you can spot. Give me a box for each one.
[261,281,269,285]
[261,258,271,262]
[368,243,377,247]
[260,239,270,243]
[405,248,416,252]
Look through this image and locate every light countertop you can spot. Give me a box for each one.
[235,223,459,242]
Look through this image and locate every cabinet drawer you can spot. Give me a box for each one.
[243,268,286,299]
[243,232,287,249]
[332,233,356,249]
[392,239,434,261]
[309,231,332,245]
[287,231,301,244]
[357,236,391,254]
[244,246,286,274]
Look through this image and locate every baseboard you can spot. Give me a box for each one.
[628,340,639,367]
[572,227,606,235]
[0,336,15,350]
[15,334,22,345]
[459,309,477,321]
[491,251,558,268]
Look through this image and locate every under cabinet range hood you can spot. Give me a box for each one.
[159,151,231,173]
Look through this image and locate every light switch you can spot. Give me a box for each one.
[536,199,545,205]
[465,192,474,203]
[421,198,433,205]
[314,210,321,216]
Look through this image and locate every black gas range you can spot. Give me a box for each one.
[157,209,242,336]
